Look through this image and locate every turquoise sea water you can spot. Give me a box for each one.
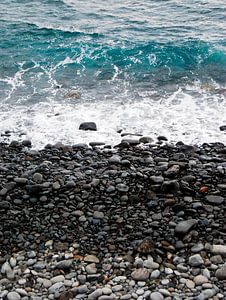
[0,0,226,147]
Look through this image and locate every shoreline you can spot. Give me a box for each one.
[0,140,225,299]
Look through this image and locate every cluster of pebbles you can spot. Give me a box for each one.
[0,139,225,300]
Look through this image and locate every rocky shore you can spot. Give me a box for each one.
[0,139,225,300]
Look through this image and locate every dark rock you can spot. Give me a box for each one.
[79,122,97,131]
[219,125,226,131]
[161,180,180,193]
[22,140,32,147]
[175,219,198,235]
[157,136,168,141]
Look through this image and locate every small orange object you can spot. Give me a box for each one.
[199,186,208,193]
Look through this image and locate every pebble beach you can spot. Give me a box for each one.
[0,137,225,300]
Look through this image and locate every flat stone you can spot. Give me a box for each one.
[197,289,216,300]
[205,195,224,205]
[131,268,150,281]
[48,282,65,295]
[215,264,226,280]
[150,176,164,184]
[175,219,197,235]
[186,279,195,289]
[210,245,226,257]
[116,183,129,192]
[84,255,100,263]
[7,292,21,300]
[99,296,115,300]
[55,260,73,271]
[194,275,208,285]
[189,254,204,267]
[102,287,112,295]
[51,275,65,284]
[88,288,102,300]
[191,243,204,253]
[150,292,164,300]
[14,177,28,184]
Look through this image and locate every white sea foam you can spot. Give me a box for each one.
[0,86,225,149]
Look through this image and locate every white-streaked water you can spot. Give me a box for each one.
[0,0,226,148]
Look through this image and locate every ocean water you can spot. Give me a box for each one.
[0,0,226,148]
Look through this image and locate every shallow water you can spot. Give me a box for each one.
[0,0,226,147]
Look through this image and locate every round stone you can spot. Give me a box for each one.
[150,292,164,300]
[32,173,43,183]
[7,292,21,300]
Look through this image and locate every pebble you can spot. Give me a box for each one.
[189,254,204,267]
[131,268,150,281]
[88,288,102,299]
[84,255,100,263]
[175,219,197,235]
[7,292,21,300]
[150,270,160,279]
[194,275,209,285]
[150,292,164,300]
[211,245,226,257]
[48,282,65,295]
[215,264,226,280]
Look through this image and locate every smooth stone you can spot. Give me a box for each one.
[7,292,21,300]
[215,264,226,280]
[55,260,72,270]
[116,183,129,192]
[88,288,102,300]
[79,122,97,131]
[219,125,226,131]
[211,245,226,257]
[120,295,131,300]
[51,275,65,283]
[205,195,224,205]
[150,270,160,279]
[131,268,150,281]
[194,275,209,285]
[84,255,100,263]
[197,289,216,300]
[112,285,123,292]
[150,292,164,300]
[139,136,153,144]
[191,243,204,253]
[150,176,164,184]
[86,263,97,274]
[109,155,121,164]
[186,279,195,289]
[15,289,28,296]
[98,296,115,300]
[189,254,204,267]
[14,178,28,184]
[48,282,65,295]
[175,219,197,235]
[9,257,17,267]
[102,287,112,295]
[32,173,43,183]
[93,211,104,219]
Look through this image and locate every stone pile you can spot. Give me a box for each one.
[0,140,225,299]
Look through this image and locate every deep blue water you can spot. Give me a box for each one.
[0,0,226,147]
